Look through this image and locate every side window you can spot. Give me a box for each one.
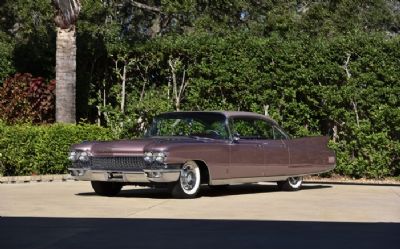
[232,119,257,138]
[207,120,229,139]
[273,126,287,140]
[232,118,274,139]
[255,120,274,139]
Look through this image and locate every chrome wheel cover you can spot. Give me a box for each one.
[180,163,200,195]
[288,176,303,188]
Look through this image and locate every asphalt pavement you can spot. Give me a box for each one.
[1,181,399,249]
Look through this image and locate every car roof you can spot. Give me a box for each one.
[158,111,277,124]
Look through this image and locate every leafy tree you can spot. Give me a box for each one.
[0,0,55,80]
[0,0,399,178]
[0,31,15,83]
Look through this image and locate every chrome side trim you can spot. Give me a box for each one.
[209,165,336,185]
[210,176,289,185]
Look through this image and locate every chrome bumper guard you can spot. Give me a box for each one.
[68,168,181,183]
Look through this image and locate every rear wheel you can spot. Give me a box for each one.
[171,161,201,199]
[277,176,303,191]
[91,181,122,196]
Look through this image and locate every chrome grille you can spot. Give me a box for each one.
[73,156,146,171]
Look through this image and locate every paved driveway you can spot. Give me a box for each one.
[0,181,399,249]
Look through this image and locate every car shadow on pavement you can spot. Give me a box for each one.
[1,217,398,249]
[76,184,331,199]
[305,180,400,187]
[202,184,331,197]
[76,187,172,199]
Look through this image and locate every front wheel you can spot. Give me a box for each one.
[277,176,303,191]
[91,181,122,196]
[170,161,201,199]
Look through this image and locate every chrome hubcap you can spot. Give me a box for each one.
[181,166,197,191]
[288,177,302,186]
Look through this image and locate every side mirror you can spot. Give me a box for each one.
[232,133,240,143]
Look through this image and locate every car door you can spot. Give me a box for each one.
[262,124,290,176]
[229,117,265,178]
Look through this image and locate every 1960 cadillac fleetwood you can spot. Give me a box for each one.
[68,111,335,198]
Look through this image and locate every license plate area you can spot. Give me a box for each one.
[107,172,124,180]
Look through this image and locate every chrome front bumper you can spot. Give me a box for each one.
[68,168,181,183]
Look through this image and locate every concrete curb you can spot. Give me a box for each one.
[0,174,75,184]
[304,176,400,186]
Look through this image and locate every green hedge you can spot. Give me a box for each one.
[0,122,114,176]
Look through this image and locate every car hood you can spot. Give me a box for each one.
[71,137,213,157]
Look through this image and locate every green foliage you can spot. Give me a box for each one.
[0,122,114,176]
[0,0,399,178]
[108,32,399,178]
[0,0,55,78]
[331,124,399,179]
[0,31,15,83]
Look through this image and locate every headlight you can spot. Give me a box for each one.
[78,151,91,162]
[68,151,78,162]
[143,151,167,164]
[68,151,91,162]
[154,152,167,163]
[144,152,154,163]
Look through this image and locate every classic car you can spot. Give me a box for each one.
[68,111,336,198]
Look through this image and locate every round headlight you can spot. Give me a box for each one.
[78,151,90,162]
[144,152,153,163]
[68,151,77,162]
[154,152,166,163]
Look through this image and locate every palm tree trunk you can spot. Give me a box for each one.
[53,0,80,123]
[55,27,76,123]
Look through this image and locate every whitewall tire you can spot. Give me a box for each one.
[171,161,201,198]
[277,176,303,191]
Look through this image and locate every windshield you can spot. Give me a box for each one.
[145,112,229,139]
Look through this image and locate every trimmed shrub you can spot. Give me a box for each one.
[0,122,114,176]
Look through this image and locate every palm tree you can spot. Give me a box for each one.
[53,0,80,123]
